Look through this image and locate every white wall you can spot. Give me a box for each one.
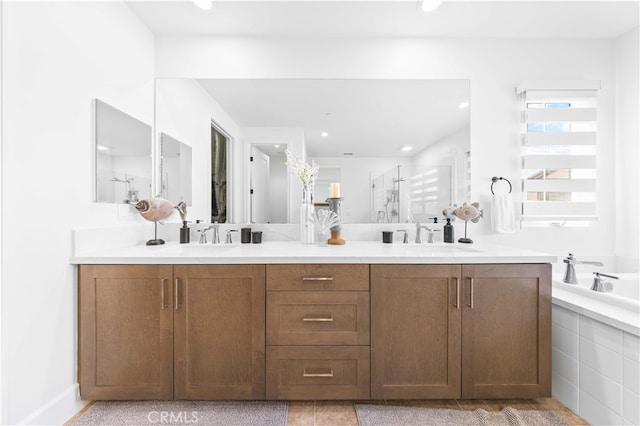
[156,79,242,223]
[155,36,629,268]
[614,27,639,272]
[1,2,155,424]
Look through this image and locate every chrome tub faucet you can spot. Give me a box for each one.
[590,272,618,292]
[562,253,604,284]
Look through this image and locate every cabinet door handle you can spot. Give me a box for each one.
[175,278,181,310]
[303,369,334,378]
[454,277,460,309]
[302,277,334,281]
[161,278,168,309]
[467,277,474,309]
[302,316,334,322]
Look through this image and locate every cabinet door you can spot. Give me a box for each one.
[461,264,551,398]
[174,265,265,399]
[78,265,174,400]
[371,264,462,399]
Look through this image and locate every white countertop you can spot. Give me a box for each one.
[70,241,556,264]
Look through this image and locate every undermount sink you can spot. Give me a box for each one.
[154,243,240,255]
[399,243,483,253]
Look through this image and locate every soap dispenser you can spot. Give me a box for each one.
[443,218,454,243]
[180,221,191,244]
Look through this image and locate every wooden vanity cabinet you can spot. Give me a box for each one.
[79,261,550,401]
[371,263,551,400]
[78,265,174,400]
[78,264,265,400]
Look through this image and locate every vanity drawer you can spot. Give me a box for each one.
[267,291,370,345]
[266,346,370,400]
[266,264,369,291]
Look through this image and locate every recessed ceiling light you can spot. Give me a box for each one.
[459,101,469,109]
[321,132,329,137]
[192,0,213,11]
[401,146,414,152]
[97,145,110,151]
[421,0,443,13]
[274,144,280,148]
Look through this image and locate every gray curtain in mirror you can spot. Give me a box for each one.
[211,126,227,223]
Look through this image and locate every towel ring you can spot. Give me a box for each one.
[491,176,512,195]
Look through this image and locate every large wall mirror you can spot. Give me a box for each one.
[155,79,470,224]
[94,99,152,204]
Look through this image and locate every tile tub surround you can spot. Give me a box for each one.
[552,305,640,425]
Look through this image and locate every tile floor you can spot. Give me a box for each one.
[287,398,588,425]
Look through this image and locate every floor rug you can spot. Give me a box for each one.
[71,400,288,426]
[355,404,568,426]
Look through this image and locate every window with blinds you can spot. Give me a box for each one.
[517,81,600,224]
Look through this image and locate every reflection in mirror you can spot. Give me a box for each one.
[249,144,288,223]
[196,79,470,224]
[211,124,229,223]
[372,157,465,224]
[315,167,341,209]
[94,99,151,204]
[160,133,192,205]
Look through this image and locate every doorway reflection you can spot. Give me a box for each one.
[211,125,228,223]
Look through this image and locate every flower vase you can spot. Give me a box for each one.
[300,188,315,244]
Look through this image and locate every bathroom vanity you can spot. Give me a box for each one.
[72,242,554,401]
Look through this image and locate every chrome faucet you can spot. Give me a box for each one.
[202,222,221,244]
[197,228,207,244]
[415,223,439,243]
[211,222,220,244]
[225,229,238,244]
[397,229,409,244]
[591,272,618,292]
[562,253,604,284]
[415,223,428,244]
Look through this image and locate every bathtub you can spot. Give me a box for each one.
[551,273,639,425]
[553,272,639,336]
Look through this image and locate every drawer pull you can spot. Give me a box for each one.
[161,278,168,309]
[454,277,460,309]
[303,369,334,378]
[175,278,181,310]
[467,277,474,309]
[302,316,334,322]
[302,277,334,281]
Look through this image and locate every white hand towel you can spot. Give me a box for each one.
[491,193,516,233]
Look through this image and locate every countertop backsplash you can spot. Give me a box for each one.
[72,222,451,255]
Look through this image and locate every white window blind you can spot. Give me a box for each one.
[517,81,600,223]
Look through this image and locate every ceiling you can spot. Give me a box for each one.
[127,1,639,39]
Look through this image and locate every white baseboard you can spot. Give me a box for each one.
[18,384,88,425]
